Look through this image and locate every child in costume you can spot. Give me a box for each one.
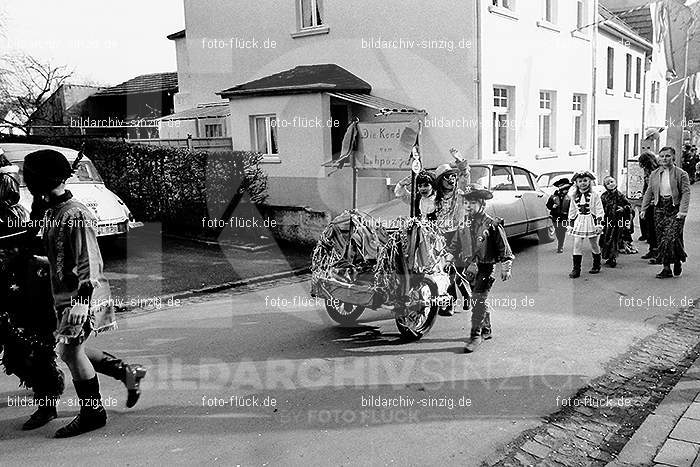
[599,176,632,268]
[23,149,146,438]
[567,171,605,278]
[446,184,514,353]
[394,170,437,221]
[546,177,572,253]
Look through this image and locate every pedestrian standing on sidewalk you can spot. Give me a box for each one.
[22,149,146,438]
[640,147,690,279]
[546,177,572,253]
[567,171,605,278]
[638,152,659,261]
[446,184,513,353]
[434,148,471,316]
[599,176,632,268]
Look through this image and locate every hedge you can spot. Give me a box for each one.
[0,135,268,236]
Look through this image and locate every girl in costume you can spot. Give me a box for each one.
[567,171,605,278]
[599,176,632,268]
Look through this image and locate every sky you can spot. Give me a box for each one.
[0,0,185,86]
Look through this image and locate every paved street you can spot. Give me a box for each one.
[1,187,699,466]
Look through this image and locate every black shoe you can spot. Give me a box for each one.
[556,247,564,253]
[438,307,455,317]
[641,251,656,260]
[589,253,602,274]
[605,258,617,268]
[673,263,682,276]
[54,408,107,438]
[22,407,57,431]
[638,236,647,241]
[124,364,147,409]
[481,328,492,340]
[656,269,673,279]
[648,259,660,265]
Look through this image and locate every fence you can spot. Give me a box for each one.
[129,136,233,152]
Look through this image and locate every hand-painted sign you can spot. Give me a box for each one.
[353,120,420,170]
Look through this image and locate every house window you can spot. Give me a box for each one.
[492,86,512,154]
[492,0,514,9]
[300,0,323,29]
[539,90,555,151]
[623,134,630,168]
[252,115,278,155]
[651,81,660,103]
[633,133,639,157]
[625,53,632,93]
[635,57,642,94]
[576,0,585,29]
[204,123,223,138]
[542,0,556,22]
[572,94,587,149]
[607,47,614,90]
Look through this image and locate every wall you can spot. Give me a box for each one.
[480,0,594,175]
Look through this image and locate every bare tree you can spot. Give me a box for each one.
[0,54,73,134]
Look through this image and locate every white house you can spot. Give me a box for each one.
[166,0,669,215]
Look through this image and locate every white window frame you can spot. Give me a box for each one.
[204,123,223,138]
[299,0,323,30]
[607,47,615,91]
[492,0,514,10]
[492,87,511,155]
[625,53,633,94]
[542,0,556,23]
[576,0,585,29]
[252,114,279,157]
[538,90,555,153]
[572,94,586,150]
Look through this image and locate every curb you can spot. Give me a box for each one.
[162,233,276,252]
[115,266,311,313]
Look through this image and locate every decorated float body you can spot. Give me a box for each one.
[311,210,451,340]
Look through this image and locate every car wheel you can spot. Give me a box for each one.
[537,225,556,244]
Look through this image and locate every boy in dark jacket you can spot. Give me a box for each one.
[446,184,514,353]
[546,178,572,253]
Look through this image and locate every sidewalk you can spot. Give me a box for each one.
[612,354,700,467]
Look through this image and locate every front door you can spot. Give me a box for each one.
[597,121,617,180]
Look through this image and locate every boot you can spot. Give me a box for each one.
[481,312,492,340]
[464,334,483,353]
[569,255,582,278]
[605,257,617,268]
[589,253,602,274]
[22,396,58,430]
[92,351,147,408]
[54,376,107,438]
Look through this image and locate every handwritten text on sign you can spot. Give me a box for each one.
[354,121,419,170]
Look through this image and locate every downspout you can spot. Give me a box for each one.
[591,0,599,173]
[476,0,483,160]
[641,55,648,151]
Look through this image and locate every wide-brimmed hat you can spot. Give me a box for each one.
[435,163,458,180]
[462,183,493,201]
[552,177,571,188]
[571,170,596,182]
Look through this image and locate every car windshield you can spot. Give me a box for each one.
[469,166,490,187]
[15,160,104,186]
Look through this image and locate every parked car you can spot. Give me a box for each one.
[536,170,605,196]
[0,143,143,237]
[362,161,555,242]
